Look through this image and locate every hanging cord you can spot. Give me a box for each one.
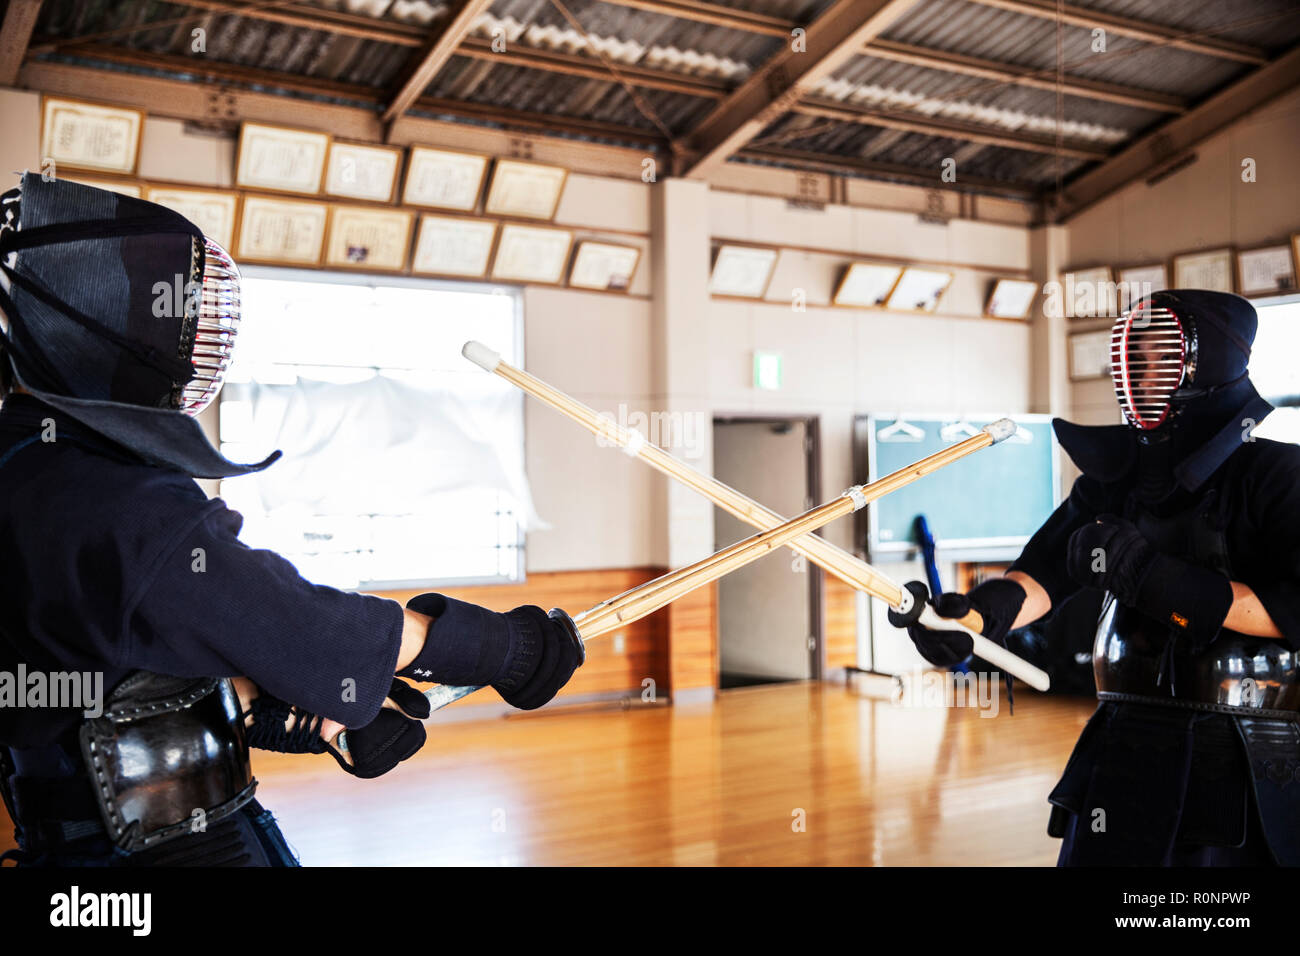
[546,0,678,146]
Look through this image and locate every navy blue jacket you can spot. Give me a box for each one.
[0,394,403,747]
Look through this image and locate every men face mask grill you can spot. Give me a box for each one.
[179,237,240,417]
[1110,305,1188,431]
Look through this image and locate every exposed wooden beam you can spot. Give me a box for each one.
[596,0,795,38]
[865,38,1186,113]
[680,0,920,178]
[382,0,494,124]
[0,0,44,86]
[1054,43,1300,220]
[738,144,1037,200]
[456,35,729,99]
[793,98,1112,162]
[968,0,1268,65]
[19,60,656,180]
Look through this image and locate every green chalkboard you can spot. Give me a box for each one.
[854,414,1059,557]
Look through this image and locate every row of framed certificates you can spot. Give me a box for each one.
[65,177,641,289]
[1064,240,1299,314]
[708,243,1039,319]
[39,97,570,221]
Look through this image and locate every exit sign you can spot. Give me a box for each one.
[753,351,783,390]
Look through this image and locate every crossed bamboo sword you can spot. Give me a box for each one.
[414,343,1049,716]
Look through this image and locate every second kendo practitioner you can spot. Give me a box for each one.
[895,289,1299,866]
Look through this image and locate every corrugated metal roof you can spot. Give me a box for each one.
[23,0,1300,200]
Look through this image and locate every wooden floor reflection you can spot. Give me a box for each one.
[247,680,1095,866]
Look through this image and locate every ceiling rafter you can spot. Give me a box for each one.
[1054,42,1300,219]
[679,0,923,178]
[595,0,796,38]
[863,39,1186,113]
[967,0,1268,65]
[381,0,495,125]
[0,0,44,86]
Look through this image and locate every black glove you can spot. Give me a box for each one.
[888,578,1027,668]
[398,594,584,710]
[1067,514,1232,651]
[244,678,430,779]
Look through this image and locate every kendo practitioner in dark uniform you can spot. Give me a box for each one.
[894,289,1299,866]
[0,174,584,866]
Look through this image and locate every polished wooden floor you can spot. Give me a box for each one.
[0,681,1096,865]
[250,680,1094,866]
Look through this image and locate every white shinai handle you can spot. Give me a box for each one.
[917,605,1050,691]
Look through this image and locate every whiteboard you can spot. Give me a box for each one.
[854,414,1060,561]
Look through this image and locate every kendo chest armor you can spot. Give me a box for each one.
[1093,487,1299,718]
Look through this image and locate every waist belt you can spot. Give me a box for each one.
[1097,690,1300,722]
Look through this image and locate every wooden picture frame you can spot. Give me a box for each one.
[235,122,331,195]
[145,186,240,251]
[64,176,143,198]
[886,267,954,313]
[40,96,144,175]
[1116,262,1168,313]
[709,243,778,299]
[985,278,1039,320]
[402,146,489,212]
[1236,242,1297,298]
[1062,265,1115,319]
[324,141,403,203]
[568,240,642,292]
[236,195,328,266]
[491,223,573,285]
[324,204,415,272]
[1171,247,1234,292]
[411,214,498,278]
[484,159,568,221]
[1069,329,1113,381]
[833,262,902,308]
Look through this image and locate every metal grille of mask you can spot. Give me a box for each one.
[1110,305,1187,430]
[179,238,240,417]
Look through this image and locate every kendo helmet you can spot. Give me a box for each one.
[1109,289,1257,432]
[0,172,276,476]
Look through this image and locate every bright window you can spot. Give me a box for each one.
[218,269,530,590]
[1250,295,1300,445]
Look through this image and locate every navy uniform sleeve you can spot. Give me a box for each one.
[123,499,405,726]
[1242,442,1300,649]
[1009,473,1110,611]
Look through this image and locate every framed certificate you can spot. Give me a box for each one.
[235,122,330,195]
[402,146,489,211]
[324,205,414,271]
[236,196,328,266]
[41,96,144,175]
[1236,243,1296,297]
[1116,263,1167,312]
[1069,330,1112,381]
[1172,248,1234,292]
[833,262,902,307]
[1062,265,1115,318]
[411,215,497,278]
[65,176,143,198]
[886,267,953,313]
[568,240,641,292]
[985,278,1039,319]
[146,186,240,250]
[484,159,568,221]
[491,223,573,284]
[324,141,402,203]
[709,244,777,298]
